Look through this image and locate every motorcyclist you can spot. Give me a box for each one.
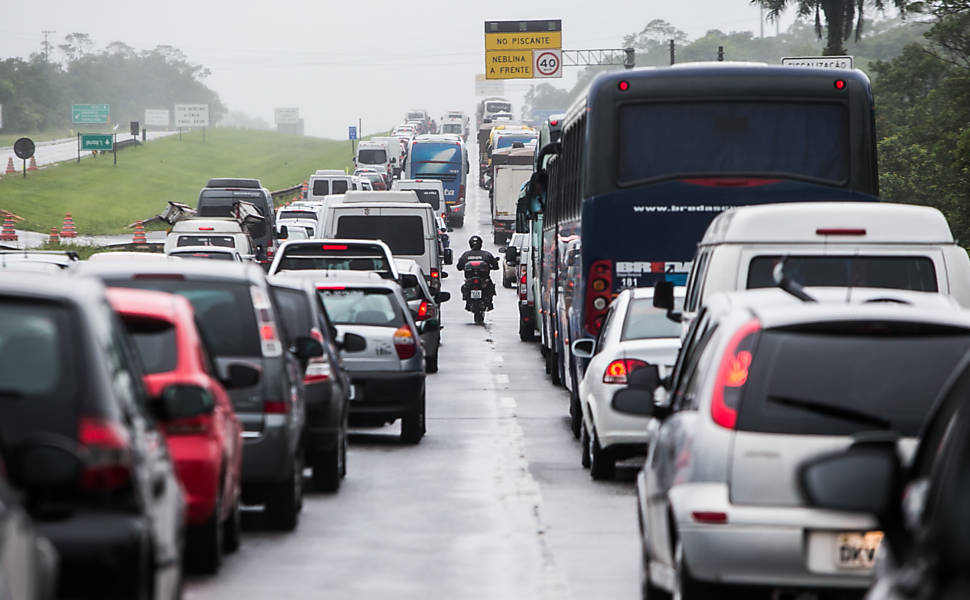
[457,235,499,310]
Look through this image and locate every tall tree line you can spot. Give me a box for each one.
[0,35,225,132]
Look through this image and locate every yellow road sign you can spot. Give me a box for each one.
[485,51,533,79]
[485,31,562,51]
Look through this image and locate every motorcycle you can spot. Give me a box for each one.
[461,259,494,325]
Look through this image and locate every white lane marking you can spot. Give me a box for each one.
[500,396,517,409]
[496,373,510,385]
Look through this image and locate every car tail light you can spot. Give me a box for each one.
[393,325,417,360]
[250,286,282,357]
[304,361,332,384]
[584,259,612,335]
[165,415,211,436]
[816,228,866,236]
[602,359,648,384]
[711,318,762,429]
[322,244,348,250]
[415,300,430,321]
[198,226,215,231]
[79,417,132,492]
[519,266,528,300]
[263,400,289,414]
[691,511,728,524]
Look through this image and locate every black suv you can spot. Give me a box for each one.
[197,178,277,264]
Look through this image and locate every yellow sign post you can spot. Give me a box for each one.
[484,20,562,80]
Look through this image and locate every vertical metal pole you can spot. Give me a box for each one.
[359,118,362,140]
[718,46,724,61]
[22,159,26,178]
[77,133,80,163]
[760,5,765,38]
[178,127,182,142]
[669,40,675,65]
[113,133,117,166]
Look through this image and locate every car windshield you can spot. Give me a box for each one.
[358,149,387,164]
[106,279,261,357]
[317,288,403,327]
[124,319,178,374]
[737,322,970,436]
[177,235,235,248]
[410,143,460,165]
[496,135,536,149]
[746,256,939,292]
[621,298,684,340]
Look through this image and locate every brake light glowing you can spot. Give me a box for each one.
[263,400,289,414]
[834,79,846,90]
[816,228,866,236]
[618,80,630,91]
[430,269,440,279]
[393,325,417,360]
[416,300,430,320]
[79,417,132,492]
[322,244,348,250]
[711,319,761,429]
[603,359,648,384]
[317,286,345,291]
[549,119,559,126]
[198,227,215,231]
[680,178,782,188]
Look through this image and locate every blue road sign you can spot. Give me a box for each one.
[349,126,358,141]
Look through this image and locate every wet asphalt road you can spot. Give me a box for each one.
[184,181,641,600]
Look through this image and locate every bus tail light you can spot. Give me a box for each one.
[711,319,761,429]
[459,184,466,201]
[584,259,613,335]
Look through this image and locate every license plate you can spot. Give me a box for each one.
[835,531,883,569]
[470,290,482,299]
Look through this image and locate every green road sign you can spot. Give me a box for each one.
[80,133,113,150]
[72,104,109,124]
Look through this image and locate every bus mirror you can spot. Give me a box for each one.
[654,281,675,311]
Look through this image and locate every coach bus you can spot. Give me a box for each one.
[537,63,879,434]
[405,134,469,228]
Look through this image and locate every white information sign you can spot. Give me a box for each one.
[144,108,170,127]
[274,107,300,125]
[475,74,505,97]
[533,49,562,79]
[781,56,854,69]
[174,104,209,128]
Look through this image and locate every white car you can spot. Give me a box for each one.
[571,286,684,480]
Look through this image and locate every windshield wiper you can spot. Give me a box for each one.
[767,395,892,430]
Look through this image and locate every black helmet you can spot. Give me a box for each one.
[468,236,483,250]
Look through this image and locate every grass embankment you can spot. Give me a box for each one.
[0,128,354,234]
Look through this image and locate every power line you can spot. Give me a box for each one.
[41,29,55,62]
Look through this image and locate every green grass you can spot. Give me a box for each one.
[0,128,354,234]
[0,128,85,147]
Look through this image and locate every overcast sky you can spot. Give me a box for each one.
[4,0,804,138]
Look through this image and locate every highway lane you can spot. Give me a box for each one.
[184,178,641,599]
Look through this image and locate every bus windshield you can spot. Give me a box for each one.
[496,135,536,149]
[617,101,848,185]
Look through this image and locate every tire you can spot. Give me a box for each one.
[223,496,241,554]
[550,349,562,386]
[426,355,439,373]
[265,455,302,531]
[400,392,426,444]
[519,319,535,342]
[589,430,616,481]
[189,499,223,574]
[311,441,342,493]
[473,309,484,325]
[493,232,502,245]
[503,275,513,289]
[580,420,591,469]
[569,389,582,439]
[544,347,552,373]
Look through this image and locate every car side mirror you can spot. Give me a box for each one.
[155,385,215,420]
[799,444,901,519]
[653,280,674,310]
[8,435,84,497]
[223,363,261,389]
[292,335,324,360]
[611,388,658,417]
[278,225,289,239]
[436,291,451,303]
[571,338,596,359]
[341,332,367,353]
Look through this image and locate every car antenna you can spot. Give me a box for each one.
[773,258,817,303]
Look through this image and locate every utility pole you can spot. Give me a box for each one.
[669,40,675,65]
[41,30,55,62]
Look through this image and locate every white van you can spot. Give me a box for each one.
[394,179,445,214]
[355,141,393,183]
[321,191,445,295]
[675,202,970,328]
[164,218,256,261]
[307,170,358,202]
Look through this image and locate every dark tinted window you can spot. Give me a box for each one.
[280,210,317,221]
[408,189,440,210]
[106,279,261,357]
[0,301,75,398]
[312,180,330,195]
[198,191,270,239]
[400,274,425,301]
[358,149,387,163]
[335,216,425,256]
[747,256,938,292]
[738,323,970,436]
[272,287,313,342]
[277,244,391,274]
[125,319,178,374]
[618,101,848,184]
[317,288,403,327]
[332,180,349,194]
[486,102,511,113]
[621,298,684,340]
[170,251,235,260]
[177,235,235,248]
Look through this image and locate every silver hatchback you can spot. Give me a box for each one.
[617,287,970,598]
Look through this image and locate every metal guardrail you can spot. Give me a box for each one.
[270,183,302,199]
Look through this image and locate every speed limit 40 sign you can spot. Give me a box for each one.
[534,49,562,78]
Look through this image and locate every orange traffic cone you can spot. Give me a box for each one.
[132,221,147,244]
[60,213,77,238]
[4,158,15,175]
[0,213,17,242]
[48,227,60,244]
[27,157,37,172]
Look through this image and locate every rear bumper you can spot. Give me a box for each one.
[240,417,297,487]
[348,371,425,419]
[445,202,465,217]
[667,483,878,590]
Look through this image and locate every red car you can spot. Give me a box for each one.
[107,287,244,574]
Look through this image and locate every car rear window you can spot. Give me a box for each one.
[621,298,684,340]
[177,235,235,248]
[332,179,349,195]
[408,189,440,210]
[747,256,939,292]
[0,301,75,398]
[170,251,235,261]
[335,215,425,256]
[277,244,392,275]
[400,274,424,301]
[317,288,403,327]
[312,180,329,195]
[279,211,317,221]
[271,287,313,342]
[737,323,970,436]
[123,318,178,374]
[106,279,261,357]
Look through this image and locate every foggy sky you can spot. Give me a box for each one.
[4,0,803,138]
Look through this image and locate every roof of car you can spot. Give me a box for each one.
[74,258,265,283]
[0,272,106,303]
[341,191,419,203]
[88,251,173,262]
[168,246,238,255]
[701,202,954,245]
[630,286,687,300]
